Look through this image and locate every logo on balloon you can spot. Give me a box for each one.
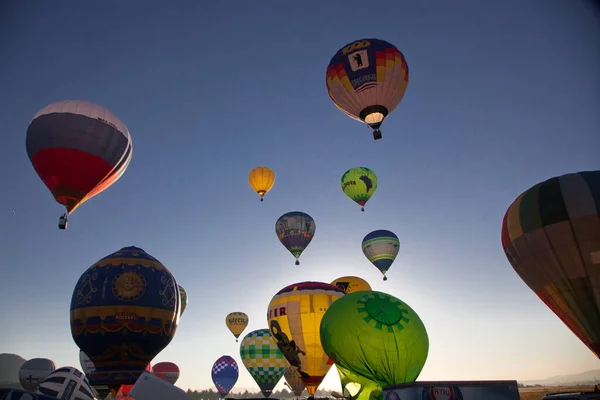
[423,386,463,400]
[113,272,146,301]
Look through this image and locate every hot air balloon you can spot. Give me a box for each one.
[226,312,249,342]
[18,358,56,391]
[117,363,151,398]
[79,350,95,376]
[178,285,188,316]
[501,170,600,359]
[320,291,429,399]
[211,355,239,397]
[267,282,345,396]
[284,367,305,397]
[152,362,180,385]
[275,211,316,265]
[362,230,400,281]
[36,367,96,400]
[239,329,288,398]
[334,364,380,400]
[26,100,133,229]
[326,38,408,140]
[331,276,372,294]
[341,167,378,212]
[249,166,276,201]
[70,246,179,395]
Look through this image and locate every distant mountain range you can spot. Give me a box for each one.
[522,369,600,386]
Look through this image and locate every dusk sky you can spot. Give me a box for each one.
[1,0,599,393]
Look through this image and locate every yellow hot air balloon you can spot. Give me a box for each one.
[330,276,371,294]
[249,166,275,201]
[267,281,345,396]
[225,312,249,342]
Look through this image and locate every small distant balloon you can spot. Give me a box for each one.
[152,362,180,385]
[362,230,400,280]
[275,211,316,265]
[211,355,239,396]
[178,285,188,316]
[225,312,249,342]
[249,166,276,201]
[341,167,378,212]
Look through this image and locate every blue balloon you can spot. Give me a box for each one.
[211,356,239,395]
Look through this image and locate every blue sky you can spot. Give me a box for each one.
[1,0,599,393]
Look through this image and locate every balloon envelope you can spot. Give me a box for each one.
[79,350,95,376]
[326,39,408,139]
[26,100,132,214]
[249,166,276,201]
[331,276,372,294]
[284,367,305,396]
[178,285,188,316]
[211,355,239,396]
[18,358,56,392]
[362,230,400,280]
[341,167,378,211]
[36,367,95,400]
[226,312,249,341]
[501,170,600,358]
[267,281,345,395]
[239,329,288,398]
[320,291,429,386]
[70,246,179,391]
[152,362,180,384]
[275,211,316,265]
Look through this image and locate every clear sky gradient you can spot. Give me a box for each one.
[1,0,599,393]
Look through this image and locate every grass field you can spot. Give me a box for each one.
[519,386,597,400]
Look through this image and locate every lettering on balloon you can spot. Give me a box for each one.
[351,73,376,89]
[341,40,371,55]
[228,318,248,324]
[116,312,137,321]
[342,181,357,190]
[267,306,287,319]
[97,117,118,130]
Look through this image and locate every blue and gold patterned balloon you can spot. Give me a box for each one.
[70,246,179,393]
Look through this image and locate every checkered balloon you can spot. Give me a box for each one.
[211,355,239,396]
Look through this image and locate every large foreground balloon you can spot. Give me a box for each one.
[26,100,133,229]
[341,167,378,212]
[267,282,345,395]
[331,276,371,294]
[249,166,276,201]
[335,364,381,400]
[70,246,179,393]
[226,312,249,342]
[211,355,239,396]
[19,358,56,391]
[501,170,600,358]
[36,367,95,400]
[152,362,180,384]
[362,230,400,281]
[239,329,288,398]
[275,211,316,265]
[284,367,305,396]
[320,291,429,389]
[326,39,409,140]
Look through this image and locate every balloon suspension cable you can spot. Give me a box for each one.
[295,260,300,266]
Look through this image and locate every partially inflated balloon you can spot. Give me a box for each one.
[178,285,188,316]
[362,230,400,280]
[326,38,409,140]
[320,291,429,387]
[70,246,179,393]
[284,367,305,396]
[341,167,378,212]
[249,166,276,201]
[26,100,133,221]
[502,170,600,358]
[239,329,288,398]
[211,355,239,396]
[226,312,249,342]
[275,212,316,265]
[267,282,345,395]
[19,358,56,391]
[331,276,371,294]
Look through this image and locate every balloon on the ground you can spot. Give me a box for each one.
[226,312,249,342]
[79,350,95,376]
[19,358,56,392]
[341,167,378,212]
[284,367,306,396]
[25,100,133,222]
[239,329,288,398]
[178,285,188,316]
[211,355,239,396]
[152,362,180,384]
[267,281,345,395]
[335,363,381,400]
[275,211,316,265]
[36,367,95,400]
[70,246,179,393]
[249,166,276,201]
[118,363,151,398]
[362,230,400,280]
[326,39,409,140]
[502,170,600,359]
[320,291,429,387]
[331,276,371,294]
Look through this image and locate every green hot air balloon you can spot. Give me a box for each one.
[239,329,288,398]
[341,167,378,212]
[178,285,188,316]
[335,364,381,400]
[320,291,428,399]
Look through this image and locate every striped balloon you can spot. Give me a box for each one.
[362,230,400,281]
